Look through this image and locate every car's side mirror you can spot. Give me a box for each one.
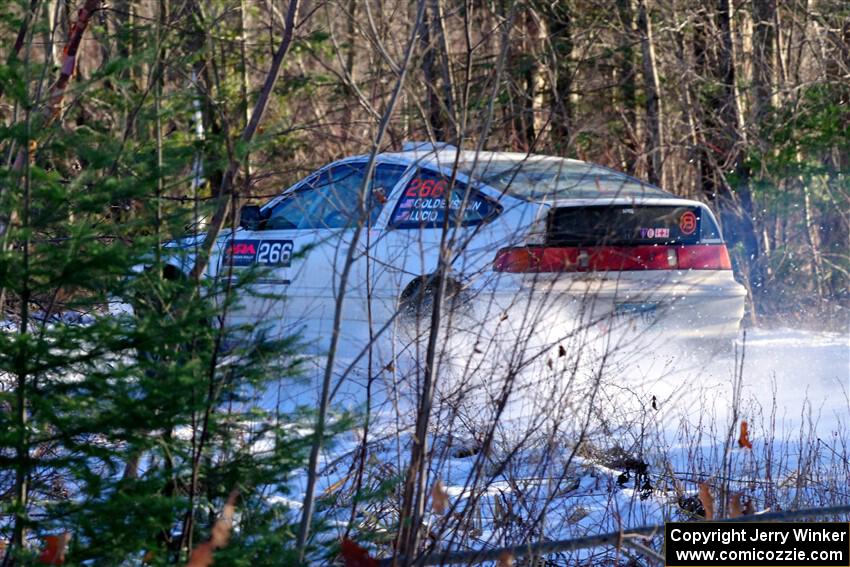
[239,205,265,230]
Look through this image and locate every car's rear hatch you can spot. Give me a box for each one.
[492,200,739,298]
[489,200,746,339]
[497,201,728,268]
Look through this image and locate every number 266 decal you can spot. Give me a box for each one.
[225,239,293,267]
[256,240,293,266]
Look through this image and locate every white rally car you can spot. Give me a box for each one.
[187,144,745,352]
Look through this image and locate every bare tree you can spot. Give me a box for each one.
[637,0,664,188]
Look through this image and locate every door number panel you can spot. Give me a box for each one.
[223,239,293,267]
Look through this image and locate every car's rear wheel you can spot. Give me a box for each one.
[398,275,468,325]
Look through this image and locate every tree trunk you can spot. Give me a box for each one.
[528,10,548,144]
[341,0,358,145]
[189,0,301,281]
[0,0,102,314]
[616,0,638,174]
[239,0,252,181]
[693,1,762,319]
[637,0,664,187]
[672,2,701,198]
[751,0,776,139]
[420,5,448,141]
[511,8,546,149]
[819,6,849,304]
[430,0,456,139]
[540,1,572,154]
[183,0,225,198]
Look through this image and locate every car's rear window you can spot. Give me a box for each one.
[546,205,716,246]
[459,158,672,200]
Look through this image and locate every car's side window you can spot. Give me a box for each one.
[264,162,408,230]
[265,163,365,230]
[389,169,501,229]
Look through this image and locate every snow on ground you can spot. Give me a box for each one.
[276,315,848,561]
[303,318,848,447]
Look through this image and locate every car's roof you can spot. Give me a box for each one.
[375,148,678,202]
[380,148,564,166]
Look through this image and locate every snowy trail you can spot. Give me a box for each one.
[274,324,848,559]
[645,327,849,438]
[276,325,848,441]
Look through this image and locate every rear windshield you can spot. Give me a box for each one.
[546,205,718,246]
[459,158,672,200]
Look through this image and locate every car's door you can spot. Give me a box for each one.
[229,159,409,342]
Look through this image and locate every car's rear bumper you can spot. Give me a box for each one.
[475,270,747,342]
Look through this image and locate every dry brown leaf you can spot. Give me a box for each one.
[738,420,753,449]
[185,542,214,567]
[665,461,685,499]
[185,490,239,567]
[38,532,71,565]
[493,494,504,526]
[211,491,238,547]
[431,479,449,515]
[340,538,379,567]
[698,482,714,519]
[496,551,514,567]
[728,492,743,518]
[558,344,566,357]
[567,506,590,524]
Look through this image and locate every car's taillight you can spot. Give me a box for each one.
[493,244,731,272]
[676,244,732,270]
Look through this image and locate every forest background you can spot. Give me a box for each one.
[4,0,847,324]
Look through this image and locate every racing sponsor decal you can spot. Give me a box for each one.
[638,227,670,239]
[679,211,697,235]
[224,239,259,267]
[223,239,293,267]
